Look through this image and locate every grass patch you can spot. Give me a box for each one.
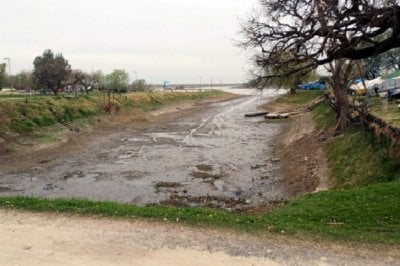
[326,127,400,187]
[0,90,228,138]
[1,181,400,244]
[370,100,400,128]
[274,90,323,107]
[312,102,337,130]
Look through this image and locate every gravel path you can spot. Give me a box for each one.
[0,210,399,266]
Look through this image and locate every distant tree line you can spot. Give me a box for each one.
[0,49,152,94]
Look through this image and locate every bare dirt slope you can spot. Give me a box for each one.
[0,210,398,266]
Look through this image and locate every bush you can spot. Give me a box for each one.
[11,120,36,133]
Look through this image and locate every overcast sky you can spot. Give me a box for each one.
[0,0,257,84]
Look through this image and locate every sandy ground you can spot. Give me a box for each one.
[0,210,399,266]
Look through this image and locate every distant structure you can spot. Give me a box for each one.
[163,80,170,90]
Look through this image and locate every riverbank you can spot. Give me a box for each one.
[0,90,236,158]
[0,90,400,245]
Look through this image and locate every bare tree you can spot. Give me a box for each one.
[240,0,400,131]
[69,70,93,94]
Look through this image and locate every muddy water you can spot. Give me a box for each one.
[0,90,288,210]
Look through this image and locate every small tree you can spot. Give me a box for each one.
[91,70,105,91]
[130,79,150,91]
[68,70,94,94]
[32,49,71,95]
[9,71,33,90]
[105,69,129,93]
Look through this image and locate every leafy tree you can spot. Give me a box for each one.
[363,48,400,78]
[240,0,400,132]
[130,79,150,91]
[105,69,129,93]
[91,70,106,91]
[8,71,33,90]
[32,49,71,95]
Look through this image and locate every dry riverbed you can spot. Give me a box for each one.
[0,90,302,211]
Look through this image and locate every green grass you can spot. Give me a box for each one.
[370,100,400,128]
[312,102,337,130]
[1,181,400,244]
[0,90,227,137]
[274,90,323,106]
[326,127,400,187]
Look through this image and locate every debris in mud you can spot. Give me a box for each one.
[160,195,247,209]
[251,164,267,170]
[122,170,147,180]
[62,171,85,180]
[39,159,52,164]
[244,111,269,117]
[196,164,213,172]
[271,158,281,163]
[265,113,290,119]
[154,182,183,193]
[190,171,221,181]
[43,184,56,191]
[0,186,12,192]
[31,166,43,171]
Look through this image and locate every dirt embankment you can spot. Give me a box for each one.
[264,101,332,196]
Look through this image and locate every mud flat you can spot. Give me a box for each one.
[0,90,292,210]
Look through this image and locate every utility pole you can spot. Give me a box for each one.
[199,75,203,91]
[3,58,11,75]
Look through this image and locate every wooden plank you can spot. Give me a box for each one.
[265,113,290,119]
[265,113,280,119]
[244,112,269,117]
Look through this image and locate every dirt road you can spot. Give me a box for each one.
[0,89,296,210]
[0,210,398,266]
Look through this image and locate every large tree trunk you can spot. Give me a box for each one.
[329,60,354,133]
[332,84,351,132]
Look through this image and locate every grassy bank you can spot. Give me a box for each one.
[273,90,323,107]
[0,90,227,136]
[1,180,399,244]
[1,90,400,245]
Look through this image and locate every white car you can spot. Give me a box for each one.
[365,77,383,96]
[368,77,400,99]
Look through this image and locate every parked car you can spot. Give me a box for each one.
[365,77,384,96]
[298,81,326,90]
